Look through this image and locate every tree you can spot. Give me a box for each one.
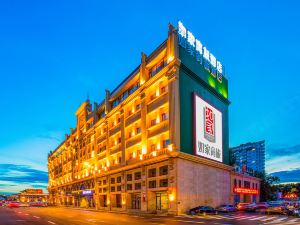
[254,172,280,201]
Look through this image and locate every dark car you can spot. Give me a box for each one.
[245,202,269,212]
[188,205,217,215]
[216,204,236,213]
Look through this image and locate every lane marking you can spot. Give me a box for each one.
[33,216,40,219]
[48,221,56,224]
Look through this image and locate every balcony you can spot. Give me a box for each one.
[110,144,122,155]
[147,93,168,114]
[126,135,141,149]
[125,111,141,127]
[97,134,107,144]
[148,120,169,139]
[109,124,121,136]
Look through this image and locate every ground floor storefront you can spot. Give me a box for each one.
[49,152,261,214]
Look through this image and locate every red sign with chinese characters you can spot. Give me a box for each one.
[284,193,298,199]
[205,106,215,136]
[233,188,258,195]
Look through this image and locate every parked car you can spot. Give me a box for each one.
[236,203,250,211]
[7,202,20,208]
[216,204,236,213]
[292,207,300,217]
[245,202,269,212]
[188,205,217,215]
[266,203,284,214]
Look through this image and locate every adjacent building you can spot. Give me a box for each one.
[18,189,48,205]
[48,22,260,214]
[230,141,266,174]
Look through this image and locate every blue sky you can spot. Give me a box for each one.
[0,0,300,194]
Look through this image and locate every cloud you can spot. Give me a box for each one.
[266,144,300,174]
[0,164,48,194]
[270,168,300,183]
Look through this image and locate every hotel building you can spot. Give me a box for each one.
[48,22,259,214]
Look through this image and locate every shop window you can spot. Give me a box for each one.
[135,183,141,190]
[111,178,115,184]
[148,168,156,178]
[117,185,121,192]
[159,179,168,187]
[117,176,121,183]
[134,172,141,180]
[127,184,132,191]
[159,165,168,176]
[127,174,132,181]
[149,180,156,189]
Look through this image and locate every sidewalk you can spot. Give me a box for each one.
[52,206,173,217]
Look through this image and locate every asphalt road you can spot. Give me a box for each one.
[0,207,299,225]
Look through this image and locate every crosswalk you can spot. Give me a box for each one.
[175,214,300,224]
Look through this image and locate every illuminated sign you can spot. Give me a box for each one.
[178,21,224,83]
[194,94,223,162]
[82,190,93,195]
[284,193,298,199]
[24,189,43,194]
[234,188,259,195]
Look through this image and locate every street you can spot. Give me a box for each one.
[0,207,300,225]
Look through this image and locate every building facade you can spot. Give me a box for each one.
[19,189,48,205]
[230,140,266,174]
[48,22,257,214]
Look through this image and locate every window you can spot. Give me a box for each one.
[136,104,141,111]
[159,165,168,176]
[238,180,241,188]
[117,176,121,183]
[151,144,156,152]
[162,139,170,148]
[135,183,141,190]
[136,127,141,134]
[118,137,121,143]
[118,157,122,164]
[134,172,141,180]
[244,181,250,188]
[98,180,102,186]
[161,86,167,94]
[103,180,107,185]
[161,113,168,121]
[127,184,132,191]
[111,186,115,192]
[117,185,121,192]
[127,174,132,181]
[150,119,156,126]
[149,180,156,189]
[111,178,115,184]
[159,179,168,187]
[234,179,237,188]
[148,168,156,178]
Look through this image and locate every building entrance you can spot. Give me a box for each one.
[155,192,168,211]
[131,193,141,209]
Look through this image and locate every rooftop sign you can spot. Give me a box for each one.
[177,21,224,83]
